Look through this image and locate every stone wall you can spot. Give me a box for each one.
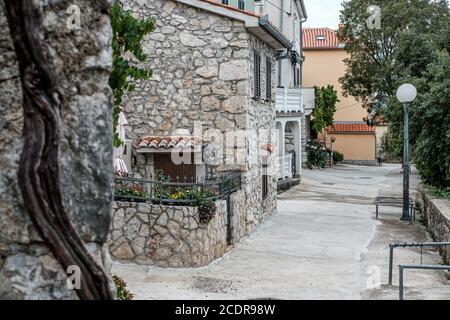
[121,0,252,156]
[242,29,277,229]
[417,187,450,263]
[301,115,309,167]
[0,1,114,299]
[109,190,246,267]
[341,160,377,166]
[121,0,277,234]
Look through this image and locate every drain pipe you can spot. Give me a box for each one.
[277,0,285,87]
[299,16,307,85]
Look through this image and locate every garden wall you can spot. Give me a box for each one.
[109,190,246,267]
[417,187,450,263]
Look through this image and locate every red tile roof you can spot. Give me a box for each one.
[136,136,202,150]
[303,28,343,49]
[326,123,375,133]
[199,0,261,18]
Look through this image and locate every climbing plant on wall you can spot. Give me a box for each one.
[311,85,339,136]
[109,0,155,147]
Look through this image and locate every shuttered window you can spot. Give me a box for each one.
[294,65,300,87]
[266,58,272,101]
[254,51,261,99]
[262,174,268,199]
[261,156,269,199]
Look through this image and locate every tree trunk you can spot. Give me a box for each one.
[3,0,114,300]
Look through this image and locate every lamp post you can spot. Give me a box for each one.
[396,83,417,221]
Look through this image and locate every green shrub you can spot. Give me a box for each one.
[413,52,450,190]
[112,275,134,300]
[114,187,147,202]
[198,200,216,223]
[153,171,218,223]
[306,140,327,169]
[332,151,344,164]
[426,185,450,201]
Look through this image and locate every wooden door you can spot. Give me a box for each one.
[153,153,196,181]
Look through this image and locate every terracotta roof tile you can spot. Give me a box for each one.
[136,136,202,150]
[326,123,375,133]
[303,27,343,49]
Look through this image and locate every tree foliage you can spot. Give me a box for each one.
[339,0,450,189]
[311,85,339,135]
[109,0,155,147]
[338,0,448,120]
[413,51,450,189]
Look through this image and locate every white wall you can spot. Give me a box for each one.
[254,0,305,88]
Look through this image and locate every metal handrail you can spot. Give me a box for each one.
[399,264,450,300]
[114,173,241,205]
[388,241,450,285]
[374,196,416,221]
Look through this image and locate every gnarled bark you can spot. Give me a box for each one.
[4,0,114,300]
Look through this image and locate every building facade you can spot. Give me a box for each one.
[223,0,314,183]
[302,27,377,165]
[116,0,292,254]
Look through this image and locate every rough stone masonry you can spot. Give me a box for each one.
[0,1,114,299]
[121,0,278,236]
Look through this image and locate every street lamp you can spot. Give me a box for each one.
[396,83,417,221]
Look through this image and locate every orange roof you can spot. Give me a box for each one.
[303,28,343,49]
[199,0,261,18]
[136,136,202,150]
[326,123,375,133]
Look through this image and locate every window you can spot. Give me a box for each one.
[262,174,268,199]
[261,156,269,199]
[238,0,245,10]
[266,58,272,101]
[294,65,300,87]
[254,51,261,99]
[293,17,298,44]
[221,0,229,5]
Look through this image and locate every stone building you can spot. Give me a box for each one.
[112,0,292,261]
[220,0,316,185]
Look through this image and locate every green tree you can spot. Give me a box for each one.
[338,0,448,120]
[311,85,339,136]
[339,0,450,190]
[109,1,155,147]
[413,51,450,190]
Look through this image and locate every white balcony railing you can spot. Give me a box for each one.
[277,154,293,180]
[275,87,315,115]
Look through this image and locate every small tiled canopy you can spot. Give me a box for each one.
[136,136,202,151]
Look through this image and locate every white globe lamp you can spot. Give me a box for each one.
[396,83,417,103]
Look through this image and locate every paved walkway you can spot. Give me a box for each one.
[112,164,450,300]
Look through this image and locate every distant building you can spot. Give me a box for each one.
[302,27,378,165]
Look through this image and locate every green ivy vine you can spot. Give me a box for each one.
[109,0,155,147]
[311,85,339,136]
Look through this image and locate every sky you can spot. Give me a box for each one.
[303,0,344,29]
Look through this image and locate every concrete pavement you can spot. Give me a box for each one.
[112,164,450,300]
